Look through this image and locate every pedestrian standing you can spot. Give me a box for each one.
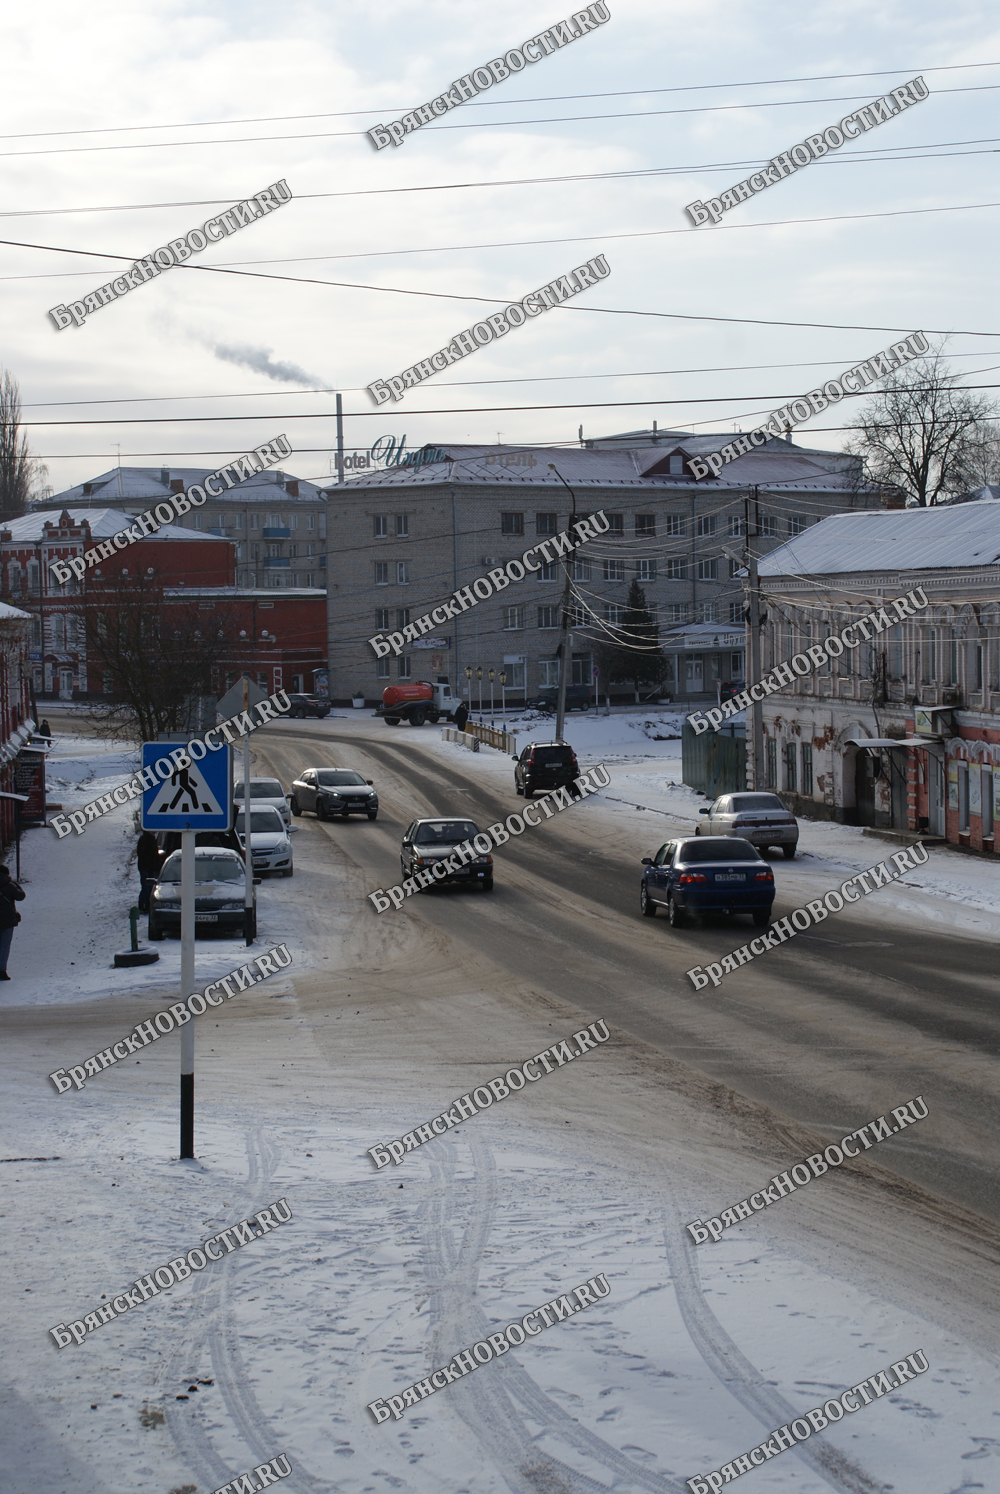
[0,865,26,979]
[38,719,52,739]
[137,831,162,913]
[454,700,469,733]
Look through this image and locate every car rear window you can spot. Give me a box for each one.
[415,821,478,844]
[317,771,366,786]
[677,839,762,862]
[729,794,786,811]
[531,747,573,764]
[235,810,285,834]
[234,780,284,799]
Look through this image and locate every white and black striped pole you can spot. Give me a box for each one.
[180,827,195,1158]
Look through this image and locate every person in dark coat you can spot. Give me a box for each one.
[137,832,162,913]
[38,719,52,739]
[0,865,26,979]
[453,700,469,733]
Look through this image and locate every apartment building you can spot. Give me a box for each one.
[326,437,874,705]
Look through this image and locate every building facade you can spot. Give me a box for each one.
[756,500,1000,852]
[326,437,877,706]
[37,464,328,590]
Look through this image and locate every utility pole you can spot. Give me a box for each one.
[547,464,578,743]
[335,393,345,484]
[180,827,195,1158]
[745,488,765,791]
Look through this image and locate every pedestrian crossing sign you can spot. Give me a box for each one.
[140,741,232,831]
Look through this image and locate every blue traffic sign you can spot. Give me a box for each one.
[141,741,232,831]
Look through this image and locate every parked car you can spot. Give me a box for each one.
[148,847,260,940]
[233,776,291,827]
[156,827,244,858]
[513,740,580,798]
[640,836,775,926]
[235,804,295,876]
[530,684,592,713]
[289,768,378,820]
[400,818,493,890]
[285,693,332,719]
[695,792,799,859]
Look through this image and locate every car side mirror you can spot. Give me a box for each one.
[511,755,518,761]
[367,780,374,785]
[641,857,653,866]
[289,825,298,833]
[699,807,711,815]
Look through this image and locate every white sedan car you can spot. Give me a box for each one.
[233,776,291,827]
[235,805,295,876]
[695,791,799,859]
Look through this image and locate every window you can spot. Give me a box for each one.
[306,573,315,587]
[537,561,558,581]
[234,513,244,530]
[535,512,557,535]
[52,614,64,648]
[396,608,410,629]
[267,542,281,558]
[30,617,41,647]
[802,742,813,796]
[785,742,797,793]
[636,514,655,536]
[503,656,526,689]
[761,516,779,538]
[976,643,984,691]
[697,558,718,580]
[729,558,742,578]
[698,603,719,623]
[395,514,408,537]
[728,515,745,538]
[665,515,685,537]
[307,542,315,557]
[983,768,994,838]
[377,658,390,679]
[568,604,587,627]
[731,651,744,677]
[606,513,624,534]
[788,515,807,536]
[538,658,560,687]
[250,513,259,530]
[251,543,260,561]
[958,761,970,832]
[27,561,39,592]
[374,562,389,585]
[665,558,687,580]
[696,515,716,538]
[667,604,689,623]
[256,671,267,689]
[573,556,592,581]
[729,602,743,625]
[192,513,203,530]
[291,516,299,532]
[766,738,777,789]
[375,609,390,630]
[603,558,624,581]
[949,637,958,684]
[307,515,315,531]
[396,562,410,584]
[537,606,558,628]
[637,559,657,582]
[668,454,684,474]
[501,512,524,535]
[374,515,388,538]
[398,657,412,679]
[923,628,936,682]
[504,605,524,629]
[605,604,624,624]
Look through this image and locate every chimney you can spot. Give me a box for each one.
[160,469,169,486]
[286,480,299,498]
[170,479,184,493]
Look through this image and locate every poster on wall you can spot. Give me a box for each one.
[14,750,46,821]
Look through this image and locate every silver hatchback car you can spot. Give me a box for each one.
[695,791,799,859]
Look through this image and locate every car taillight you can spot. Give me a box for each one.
[678,873,707,884]
[732,816,750,826]
[754,871,774,881]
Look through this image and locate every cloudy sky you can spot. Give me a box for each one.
[3,0,999,494]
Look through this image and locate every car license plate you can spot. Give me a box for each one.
[253,860,267,868]
[715,873,745,883]
[195,913,218,923]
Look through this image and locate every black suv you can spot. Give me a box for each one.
[286,694,332,719]
[513,741,580,797]
[531,684,592,713]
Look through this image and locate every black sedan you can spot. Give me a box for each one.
[148,848,260,940]
[290,768,378,820]
[640,836,775,927]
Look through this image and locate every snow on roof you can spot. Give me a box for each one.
[758,504,1000,577]
[39,466,325,509]
[8,508,222,543]
[0,601,31,620]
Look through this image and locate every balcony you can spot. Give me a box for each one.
[263,527,290,538]
[263,557,291,568]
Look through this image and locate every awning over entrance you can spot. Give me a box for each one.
[843,737,909,750]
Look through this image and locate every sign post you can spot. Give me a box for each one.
[141,739,232,1161]
[215,675,269,948]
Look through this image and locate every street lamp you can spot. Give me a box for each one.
[499,669,507,723]
[465,663,472,703]
[475,665,483,720]
[488,667,496,724]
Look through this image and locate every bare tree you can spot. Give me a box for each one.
[83,568,245,741]
[845,344,998,506]
[957,420,1000,491]
[0,370,48,520]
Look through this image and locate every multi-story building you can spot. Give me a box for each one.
[36,464,328,590]
[756,497,1000,852]
[326,436,878,705]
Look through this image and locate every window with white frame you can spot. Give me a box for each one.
[729,601,743,624]
[374,562,388,585]
[665,557,686,580]
[395,514,408,537]
[761,515,779,538]
[729,557,741,578]
[503,656,526,689]
[537,561,558,581]
[374,515,388,537]
[396,561,410,584]
[568,604,587,627]
[307,515,315,532]
[696,515,716,538]
[637,559,657,581]
[538,658,559,687]
[573,556,592,581]
[398,656,412,679]
[697,558,718,580]
[888,624,904,678]
[636,514,655,536]
[665,514,685,537]
[667,604,688,623]
[605,603,624,624]
[698,602,719,623]
[537,606,558,628]
[728,515,745,537]
[396,608,410,628]
[375,608,390,630]
[377,658,390,679]
[788,515,807,535]
[503,605,524,629]
[603,558,624,581]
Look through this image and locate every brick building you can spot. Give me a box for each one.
[756,498,1000,851]
[326,436,878,706]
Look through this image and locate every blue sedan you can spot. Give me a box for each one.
[640,836,775,928]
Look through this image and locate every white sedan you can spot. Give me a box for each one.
[235,805,295,876]
[695,791,799,859]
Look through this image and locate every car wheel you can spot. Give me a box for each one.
[341,811,349,819]
[515,780,523,796]
[640,883,657,917]
[410,709,426,727]
[293,707,306,719]
[282,866,294,877]
[385,716,401,725]
[290,797,301,817]
[316,799,328,820]
[523,785,534,798]
[482,877,494,892]
[752,908,770,926]
[783,845,796,859]
[668,896,687,928]
[147,917,164,941]
[367,811,378,820]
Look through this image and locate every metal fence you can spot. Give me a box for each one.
[463,723,517,755]
[682,721,746,798]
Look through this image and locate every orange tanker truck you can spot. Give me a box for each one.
[380,680,459,726]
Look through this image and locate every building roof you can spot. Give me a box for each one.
[938,483,1000,506]
[0,601,31,621]
[758,504,1000,577]
[338,442,861,493]
[6,508,224,544]
[163,586,326,599]
[36,466,326,512]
